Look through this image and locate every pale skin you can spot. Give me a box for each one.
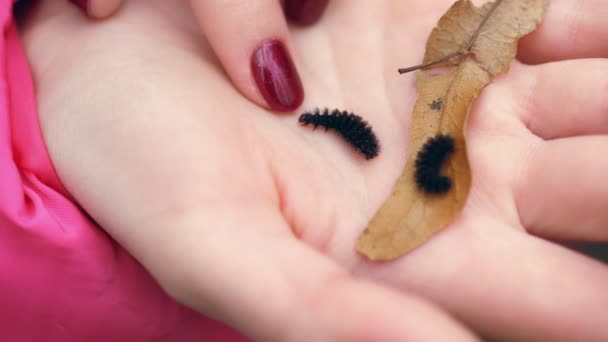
[71,0,329,112]
[18,0,608,341]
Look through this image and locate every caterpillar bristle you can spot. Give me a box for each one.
[298,108,380,160]
[414,134,455,194]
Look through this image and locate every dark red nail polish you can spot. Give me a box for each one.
[283,0,329,25]
[251,40,304,112]
[69,0,89,15]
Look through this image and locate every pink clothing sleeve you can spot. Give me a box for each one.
[1,3,248,341]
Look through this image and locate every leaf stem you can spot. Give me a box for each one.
[398,0,504,75]
[397,51,462,74]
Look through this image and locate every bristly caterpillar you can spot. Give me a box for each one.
[298,108,380,160]
[414,134,455,194]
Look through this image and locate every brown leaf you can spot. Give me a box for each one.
[357,0,548,261]
[424,0,549,76]
[357,59,489,260]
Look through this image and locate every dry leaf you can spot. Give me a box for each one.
[357,59,488,260]
[423,0,548,76]
[357,0,548,261]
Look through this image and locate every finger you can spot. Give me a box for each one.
[566,241,608,264]
[511,60,608,139]
[189,0,308,112]
[518,0,608,63]
[364,218,608,341]
[516,136,608,241]
[68,0,124,19]
[116,206,475,342]
[283,0,330,25]
[514,59,608,139]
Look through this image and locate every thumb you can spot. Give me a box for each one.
[113,204,476,341]
[68,0,123,19]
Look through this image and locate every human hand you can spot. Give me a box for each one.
[21,0,608,341]
[66,0,330,113]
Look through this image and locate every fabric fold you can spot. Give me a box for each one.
[0,2,246,340]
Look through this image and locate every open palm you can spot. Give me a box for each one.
[21,0,608,340]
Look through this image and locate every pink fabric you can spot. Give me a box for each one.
[1,3,248,341]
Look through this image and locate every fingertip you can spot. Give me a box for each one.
[68,0,89,15]
[251,39,304,112]
[516,0,608,64]
[282,0,329,26]
[69,0,123,19]
[190,0,305,113]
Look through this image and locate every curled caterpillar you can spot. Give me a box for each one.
[298,108,380,160]
[414,134,455,194]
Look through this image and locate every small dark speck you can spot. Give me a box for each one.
[429,98,443,111]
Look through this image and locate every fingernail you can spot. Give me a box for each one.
[69,0,89,16]
[251,40,304,112]
[283,0,329,25]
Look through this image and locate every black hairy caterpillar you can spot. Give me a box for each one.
[298,108,380,160]
[414,134,455,194]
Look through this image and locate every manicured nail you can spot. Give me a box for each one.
[251,40,304,112]
[283,0,329,25]
[69,0,89,16]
